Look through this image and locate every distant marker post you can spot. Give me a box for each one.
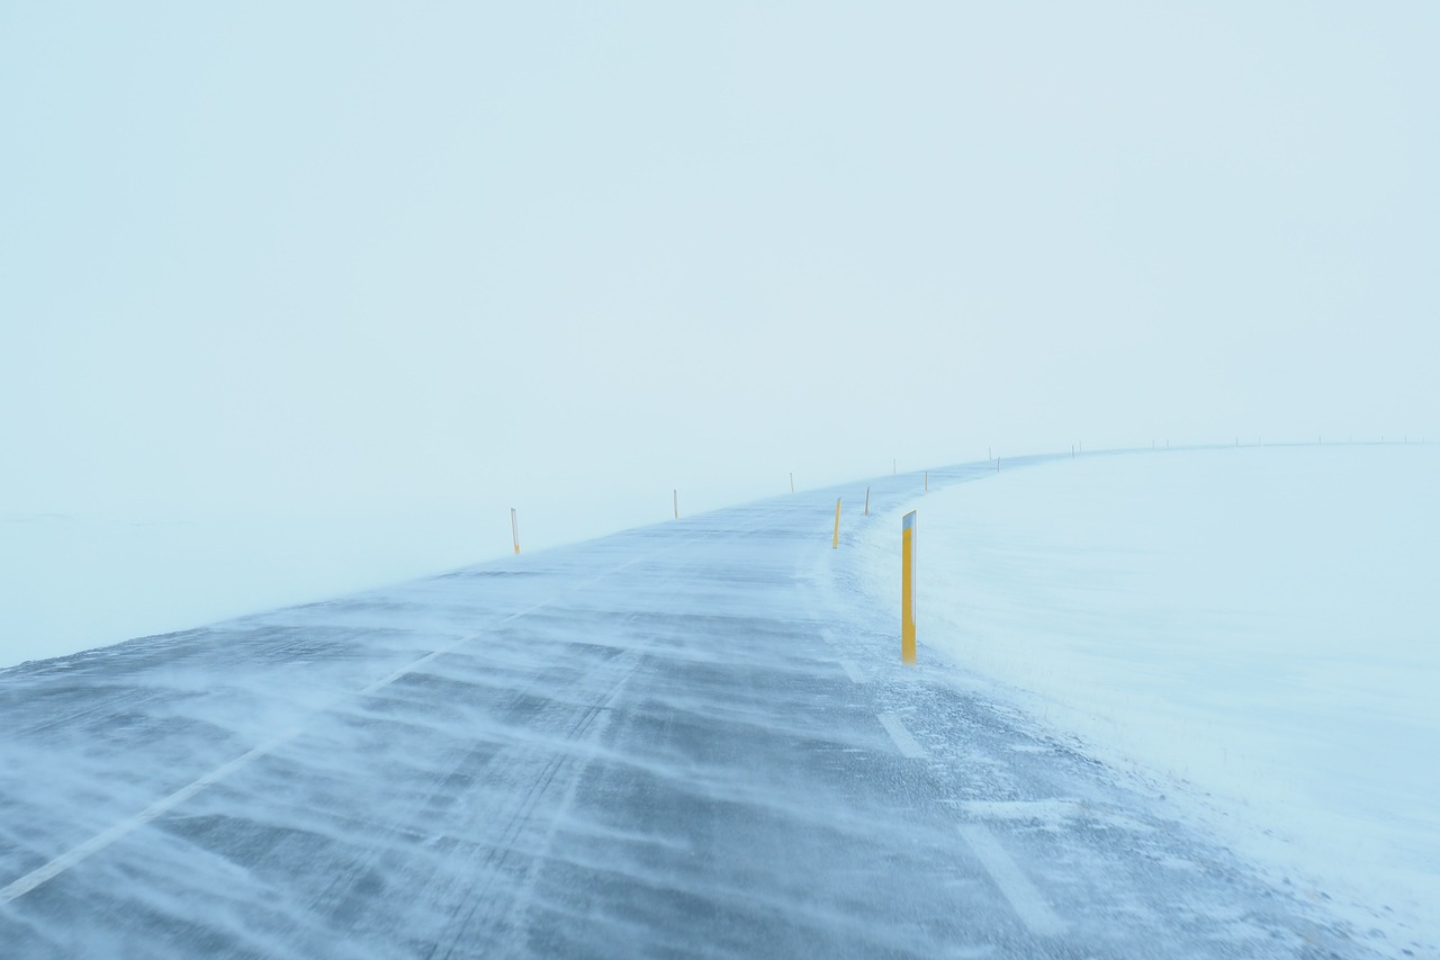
[790,472,795,493]
[673,489,678,519]
[864,486,870,516]
[901,511,917,664]
[833,497,842,549]
[510,508,520,555]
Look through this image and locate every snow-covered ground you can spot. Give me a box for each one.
[0,485,777,670]
[3,463,1397,959]
[6,443,1435,954]
[0,511,499,669]
[856,444,1440,952]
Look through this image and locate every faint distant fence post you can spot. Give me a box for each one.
[832,497,842,549]
[673,490,679,520]
[901,510,917,664]
[510,508,520,555]
[865,486,870,516]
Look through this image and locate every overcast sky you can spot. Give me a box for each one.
[4,2,1437,550]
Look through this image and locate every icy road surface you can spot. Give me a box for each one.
[0,463,1385,958]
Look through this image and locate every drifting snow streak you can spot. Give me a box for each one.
[1,734,295,904]
[0,463,1399,958]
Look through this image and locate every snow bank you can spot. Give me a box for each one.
[856,444,1440,952]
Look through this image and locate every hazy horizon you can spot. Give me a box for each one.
[5,2,1438,554]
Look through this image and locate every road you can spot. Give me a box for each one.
[0,461,1380,958]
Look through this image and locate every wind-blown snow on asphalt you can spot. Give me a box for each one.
[2,447,1428,957]
[857,444,1440,952]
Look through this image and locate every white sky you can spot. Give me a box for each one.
[4,2,1437,551]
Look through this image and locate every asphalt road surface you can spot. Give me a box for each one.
[0,461,1382,958]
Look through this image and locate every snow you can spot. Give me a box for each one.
[855,444,1440,952]
[0,511,501,669]
[3,477,1392,958]
[5,442,1436,954]
[0,486,781,671]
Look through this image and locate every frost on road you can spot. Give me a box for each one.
[0,464,1395,958]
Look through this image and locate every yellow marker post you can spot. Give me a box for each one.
[510,508,520,555]
[673,490,678,519]
[902,511,916,664]
[832,497,842,549]
[864,486,870,516]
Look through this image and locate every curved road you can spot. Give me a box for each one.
[0,460,1381,958]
